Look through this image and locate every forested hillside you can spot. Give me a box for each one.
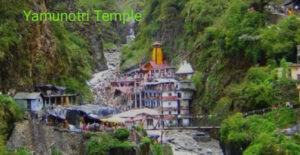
[121,0,300,115]
[0,0,127,153]
[121,0,300,154]
[0,0,127,101]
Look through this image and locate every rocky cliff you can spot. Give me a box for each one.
[0,0,130,101]
[48,0,109,72]
[7,118,89,155]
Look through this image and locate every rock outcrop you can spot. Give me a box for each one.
[7,119,89,155]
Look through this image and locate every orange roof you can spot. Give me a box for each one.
[142,60,168,71]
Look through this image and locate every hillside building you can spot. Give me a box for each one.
[14,92,43,111]
[35,85,79,108]
[109,42,195,127]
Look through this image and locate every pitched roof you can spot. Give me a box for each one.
[102,108,160,123]
[142,61,168,71]
[14,92,41,99]
[35,85,66,91]
[47,104,120,120]
[114,108,159,118]
[176,60,194,74]
[153,41,162,46]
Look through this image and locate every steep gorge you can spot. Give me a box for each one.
[0,0,128,101]
[121,0,300,115]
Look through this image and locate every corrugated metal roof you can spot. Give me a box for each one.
[14,92,41,99]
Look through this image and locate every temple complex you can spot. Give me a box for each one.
[110,42,195,126]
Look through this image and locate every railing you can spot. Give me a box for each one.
[178,85,196,90]
[143,87,177,91]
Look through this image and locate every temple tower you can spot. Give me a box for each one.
[152,42,163,65]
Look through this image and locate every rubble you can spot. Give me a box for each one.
[88,46,121,105]
[147,130,223,155]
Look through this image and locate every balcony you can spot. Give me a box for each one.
[143,96,162,100]
[143,86,177,91]
[161,96,179,101]
[177,84,196,91]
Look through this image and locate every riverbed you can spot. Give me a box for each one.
[147,130,223,155]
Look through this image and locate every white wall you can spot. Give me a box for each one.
[291,67,300,80]
[162,101,177,107]
[163,110,178,115]
[180,100,189,107]
[180,110,189,115]
[182,119,190,126]
[181,91,193,99]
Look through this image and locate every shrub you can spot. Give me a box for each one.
[0,95,24,140]
[87,131,133,155]
[111,139,133,149]
[151,144,163,155]
[140,137,151,144]
[87,133,111,155]
[135,125,142,132]
[221,108,300,154]
[114,128,130,141]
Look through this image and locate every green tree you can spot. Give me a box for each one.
[87,133,111,155]
[0,95,24,140]
[114,128,130,141]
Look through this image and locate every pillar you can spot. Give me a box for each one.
[135,93,137,108]
[66,96,69,104]
[139,92,142,108]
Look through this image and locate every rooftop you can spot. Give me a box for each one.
[14,92,41,99]
[176,61,194,74]
[101,108,160,123]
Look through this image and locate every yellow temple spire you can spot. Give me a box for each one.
[152,42,163,65]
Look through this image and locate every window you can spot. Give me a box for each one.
[177,93,181,98]
[147,119,153,126]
